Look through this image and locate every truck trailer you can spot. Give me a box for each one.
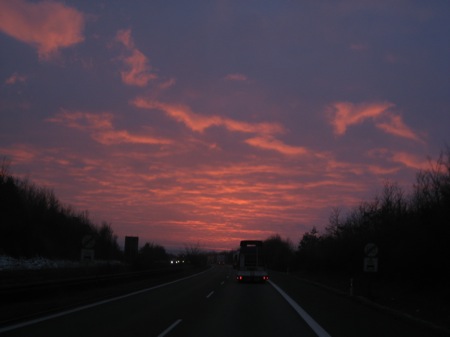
[235,240,269,282]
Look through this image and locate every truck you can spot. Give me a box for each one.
[234,240,269,282]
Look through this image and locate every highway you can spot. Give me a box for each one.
[0,266,447,337]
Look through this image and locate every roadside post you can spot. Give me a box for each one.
[363,243,378,298]
[125,236,139,264]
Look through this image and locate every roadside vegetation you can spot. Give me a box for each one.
[296,148,450,286]
[0,160,207,269]
[258,149,450,283]
[0,161,122,261]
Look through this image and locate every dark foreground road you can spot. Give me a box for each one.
[1,266,447,337]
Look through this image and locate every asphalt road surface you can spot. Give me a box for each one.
[1,266,447,337]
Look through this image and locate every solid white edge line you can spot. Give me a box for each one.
[269,280,332,337]
[157,319,182,337]
[0,269,209,334]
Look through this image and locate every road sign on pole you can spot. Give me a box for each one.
[364,243,378,257]
[81,235,96,261]
[364,257,378,272]
[82,235,96,249]
[81,249,95,261]
[364,243,378,272]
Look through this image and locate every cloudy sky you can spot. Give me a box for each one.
[1,0,449,251]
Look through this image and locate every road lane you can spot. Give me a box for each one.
[6,265,441,337]
[270,280,331,337]
[1,266,321,337]
[269,271,449,337]
[170,266,318,337]
[1,267,217,337]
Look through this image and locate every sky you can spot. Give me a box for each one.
[1,0,449,252]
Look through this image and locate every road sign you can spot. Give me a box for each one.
[364,257,378,272]
[364,243,378,257]
[81,249,95,261]
[82,235,96,249]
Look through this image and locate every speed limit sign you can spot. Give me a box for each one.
[364,243,378,257]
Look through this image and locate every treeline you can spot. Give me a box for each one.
[0,162,121,260]
[0,161,209,268]
[266,149,450,284]
[3,147,450,282]
[298,150,450,284]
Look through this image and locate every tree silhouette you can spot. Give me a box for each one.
[264,234,294,272]
[0,162,121,261]
[295,148,450,284]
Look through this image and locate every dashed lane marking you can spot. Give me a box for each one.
[206,291,215,299]
[157,319,182,337]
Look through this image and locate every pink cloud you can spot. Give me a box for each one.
[350,43,369,51]
[375,114,423,142]
[0,0,85,60]
[5,72,27,85]
[115,29,133,49]
[330,101,394,135]
[329,101,422,142]
[94,130,171,146]
[136,99,222,132]
[224,73,248,81]
[47,110,114,130]
[367,148,429,172]
[390,151,430,171]
[245,136,310,156]
[116,29,157,87]
[132,98,317,156]
[47,110,172,145]
[0,144,38,164]
[132,98,284,135]
[158,78,176,90]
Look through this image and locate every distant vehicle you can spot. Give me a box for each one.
[235,240,269,282]
[216,254,226,265]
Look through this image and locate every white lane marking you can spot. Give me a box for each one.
[206,291,214,299]
[157,319,182,337]
[269,280,332,337]
[220,281,225,285]
[0,269,210,334]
